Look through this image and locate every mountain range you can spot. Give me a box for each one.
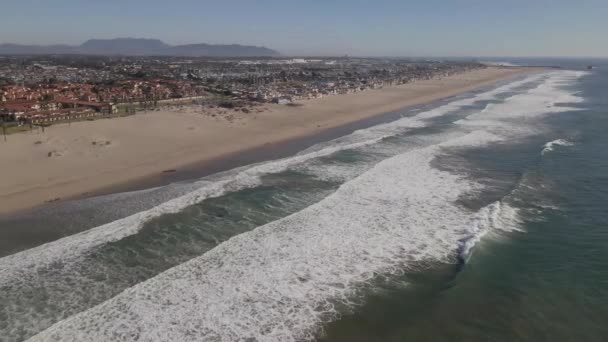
[0,38,281,57]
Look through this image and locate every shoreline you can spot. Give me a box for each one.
[0,67,540,216]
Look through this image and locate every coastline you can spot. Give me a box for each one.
[0,67,539,215]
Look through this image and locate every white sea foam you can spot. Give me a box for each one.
[6,71,579,341]
[456,71,586,137]
[298,72,544,156]
[459,201,522,262]
[30,131,508,342]
[294,74,546,183]
[1,134,420,340]
[0,135,397,282]
[542,139,575,155]
[453,71,588,262]
[30,128,540,342]
[0,71,543,284]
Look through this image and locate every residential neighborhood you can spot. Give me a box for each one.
[1,55,485,125]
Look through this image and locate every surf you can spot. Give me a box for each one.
[542,139,575,155]
[1,70,586,342]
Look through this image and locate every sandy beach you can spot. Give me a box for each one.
[0,67,536,215]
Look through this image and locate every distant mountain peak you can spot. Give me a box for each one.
[82,38,168,46]
[0,38,280,57]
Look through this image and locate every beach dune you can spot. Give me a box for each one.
[0,67,533,214]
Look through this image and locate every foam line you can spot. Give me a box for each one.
[456,71,586,137]
[30,131,504,342]
[2,72,553,341]
[30,71,586,341]
[0,72,543,283]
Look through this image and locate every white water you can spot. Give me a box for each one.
[459,201,523,262]
[29,131,503,342]
[456,71,587,136]
[542,139,575,155]
[0,70,588,341]
[0,72,541,286]
[25,71,588,342]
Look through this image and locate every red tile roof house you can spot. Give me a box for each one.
[55,99,114,113]
[0,100,41,122]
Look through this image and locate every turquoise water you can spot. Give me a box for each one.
[0,60,606,341]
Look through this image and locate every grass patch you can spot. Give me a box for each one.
[2,125,32,135]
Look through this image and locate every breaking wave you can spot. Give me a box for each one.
[456,71,587,138]
[29,131,507,342]
[30,70,588,341]
[0,70,588,342]
[542,139,575,155]
[458,201,522,262]
[0,70,540,287]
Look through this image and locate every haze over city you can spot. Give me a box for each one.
[2,0,607,57]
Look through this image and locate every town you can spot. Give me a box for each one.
[0,55,485,127]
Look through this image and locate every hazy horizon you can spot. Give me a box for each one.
[2,37,608,60]
[1,0,607,58]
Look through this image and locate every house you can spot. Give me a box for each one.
[56,99,112,113]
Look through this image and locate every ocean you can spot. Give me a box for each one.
[0,59,606,341]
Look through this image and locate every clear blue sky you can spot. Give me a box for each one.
[1,0,606,57]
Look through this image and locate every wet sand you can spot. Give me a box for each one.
[0,67,536,215]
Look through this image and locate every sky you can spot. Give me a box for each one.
[1,0,607,57]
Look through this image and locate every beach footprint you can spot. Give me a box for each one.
[47,150,64,158]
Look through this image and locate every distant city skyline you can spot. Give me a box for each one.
[1,0,607,57]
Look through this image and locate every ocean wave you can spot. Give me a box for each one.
[0,136,392,276]
[0,134,399,341]
[542,139,575,155]
[2,71,563,341]
[294,75,546,184]
[455,71,586,137]
[0,70,543,282]
[458,201,522,262]
[0,93,485,341]
[298,73,545,155]
[29,131,507,342]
